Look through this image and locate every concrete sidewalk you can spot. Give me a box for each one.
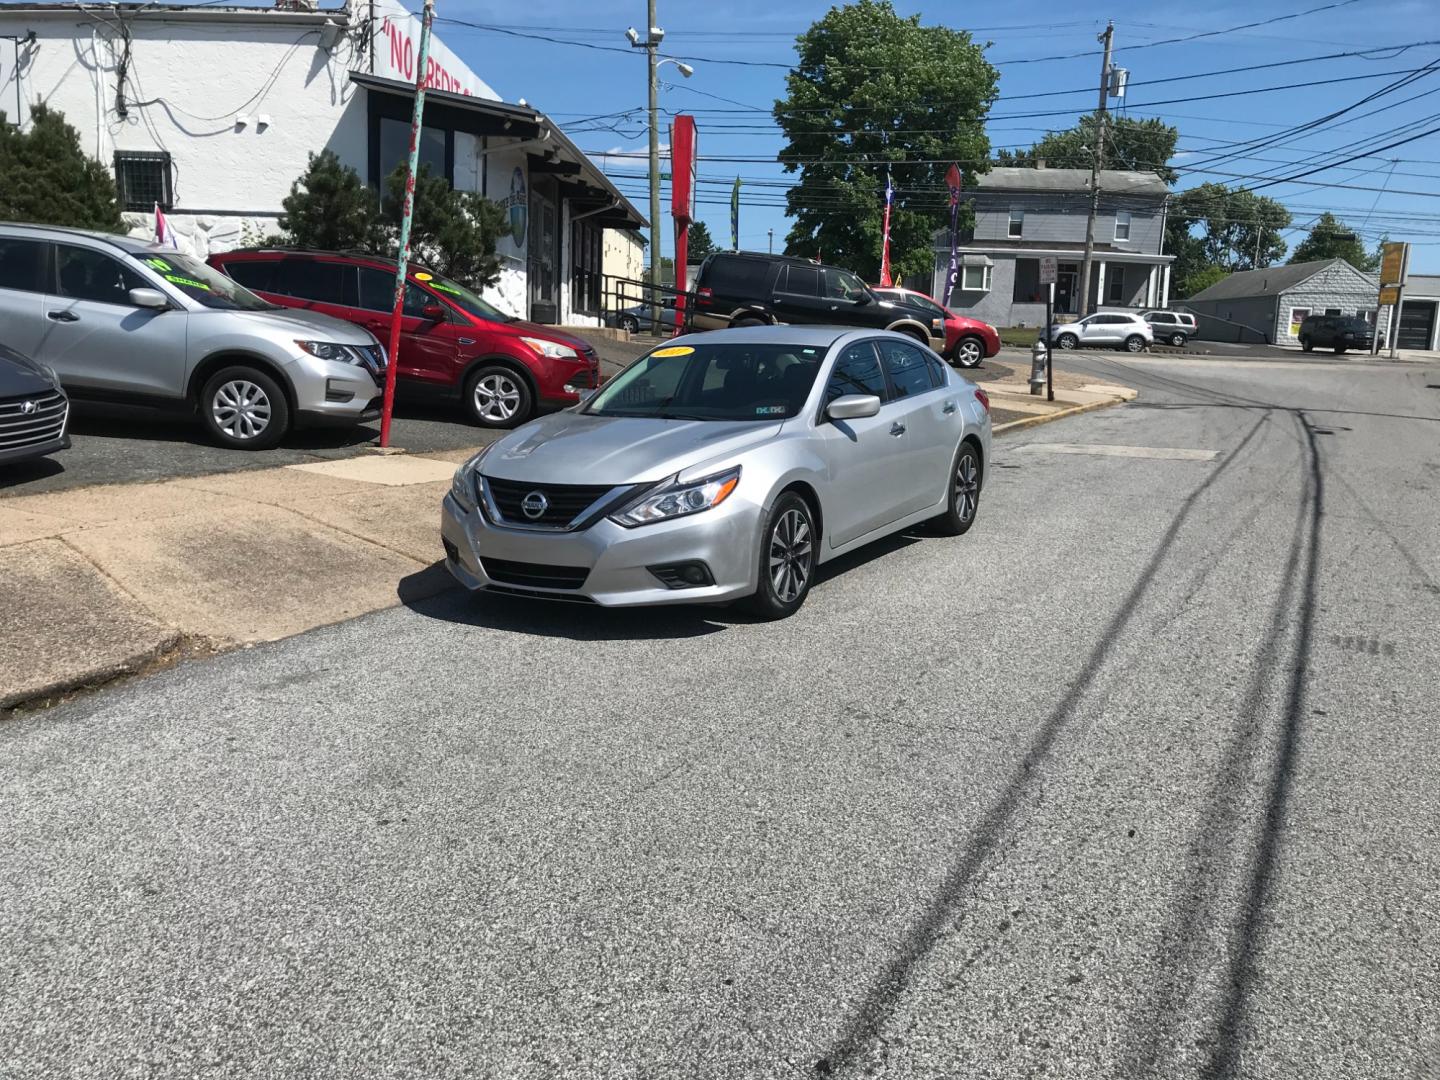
[0,449,474,708]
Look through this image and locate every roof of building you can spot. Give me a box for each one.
[0,3,346,23]
[1186,258,1376,302]
[973,167,1169,197]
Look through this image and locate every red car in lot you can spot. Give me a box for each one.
[207,249,599,427]
[872,286,1000,368]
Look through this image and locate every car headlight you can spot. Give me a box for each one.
[449,445,492,511]
[520,336,578,360]
[610,466,740,528]
[295,340,362,363]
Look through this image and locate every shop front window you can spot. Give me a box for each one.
[377,119,447,184]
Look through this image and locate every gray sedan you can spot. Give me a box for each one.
[442,326,991,619]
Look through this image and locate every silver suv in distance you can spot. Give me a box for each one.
[0,224,386,449]
[442,326,992,619]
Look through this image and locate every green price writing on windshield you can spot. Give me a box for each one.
[164,274,210,291]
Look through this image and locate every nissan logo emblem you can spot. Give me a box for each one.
[521,491,549,519]
[20,400,37,415]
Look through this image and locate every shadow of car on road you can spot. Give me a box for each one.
[65,400,381,451]
[396,530,924,642]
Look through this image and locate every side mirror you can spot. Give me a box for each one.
[129,287,169,310]
[826,393,881,421]
[421,303,446,321]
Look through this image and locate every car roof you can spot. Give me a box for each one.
[213,246,409,269]
[0,221,175,255]
[666,324,862,349]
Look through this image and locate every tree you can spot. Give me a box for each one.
[0,104,123,231]
[1177,264,1229,299]
[774,0,998,284]
[381,165,508,290]
[1287,211,1378,271]
[1166,182,1291,281]
[997,113,1180,184]
[688,220,717,260]
[279,151,383,251]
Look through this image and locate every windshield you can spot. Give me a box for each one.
[1341,317,1372,331]
[135,252,274,311]
[417,272,514,322]
[585,342,824,421]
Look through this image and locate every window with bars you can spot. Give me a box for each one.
[113,151,174,211]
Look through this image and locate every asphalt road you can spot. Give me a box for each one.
[3,354,1438,1078]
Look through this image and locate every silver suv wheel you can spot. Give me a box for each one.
[473,372,522,423]
[211,379,272,440]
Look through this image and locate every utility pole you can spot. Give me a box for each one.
[1077,21,1113,318]
[768,228,774,254]
[646,0,662,331]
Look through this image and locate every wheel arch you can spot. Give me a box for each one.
[461,354,540,399]
[727,306,774,326]
[885,317,932,343]
[188,351,297,414]
[775,479,824,554]
[962,431,986,491]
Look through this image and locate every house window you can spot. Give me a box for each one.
[378,118,448,185]
[571,219,601,315]
[1007,209,1024,238]
[1106,266,1126,304]
[962,264,991,291]
[113,150,173,211]
[1114,211,1131,241]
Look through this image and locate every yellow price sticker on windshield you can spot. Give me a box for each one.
[414,272,433,281]
[650,346,694,357]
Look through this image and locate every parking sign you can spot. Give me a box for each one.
[1039,257,1057,285]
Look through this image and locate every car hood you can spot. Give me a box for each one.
[488,318,594,353]
[206,306,379,345]
[481,411,784,486]
[0,346,59,397]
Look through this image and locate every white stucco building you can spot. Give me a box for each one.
[0,0,645,325]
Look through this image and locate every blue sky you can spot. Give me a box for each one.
[426,0,1440,272]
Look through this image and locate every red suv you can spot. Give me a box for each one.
[206,249,599,427]
[871,287,1001,368]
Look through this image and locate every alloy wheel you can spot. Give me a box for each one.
[1058,334,1078,350]
[957,339,982,366]
[211,380,272,440]
[768,507,813,603]
[474,373,522,423]
[1126,335,1145,352]
[954,451,979,522]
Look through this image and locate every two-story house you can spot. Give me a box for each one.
[932,166,1174,327]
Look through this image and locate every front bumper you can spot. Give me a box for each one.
[440,488,763,607]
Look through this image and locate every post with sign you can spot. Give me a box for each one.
[669,115,697,338]
[1039,257,1057,402]
[1378,241,1408,359]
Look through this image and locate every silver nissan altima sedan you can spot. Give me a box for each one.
[441,325,992,619]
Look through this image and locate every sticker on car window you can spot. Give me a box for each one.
[429,282,461,296]
[163,274,210,291]
[755,404,788,416]
[650,346,694,357]
[143,257,173,272]
[414,272,433,281]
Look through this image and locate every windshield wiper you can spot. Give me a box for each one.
[654,411,713,421]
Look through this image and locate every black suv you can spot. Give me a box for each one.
[1298,314,1374,354]
[691,252,935,344]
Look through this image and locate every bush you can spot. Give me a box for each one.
[0,104,123,231]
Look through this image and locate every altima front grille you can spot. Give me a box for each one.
[480,558,590,590]
[483,477,619,528]
[0,390,67,453]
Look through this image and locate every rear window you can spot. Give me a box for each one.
[0,238,48,293]
[277,259,356,306]
[700,255,772,296]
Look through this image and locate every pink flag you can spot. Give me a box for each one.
[878,173,894,287]
[154,203,180,249]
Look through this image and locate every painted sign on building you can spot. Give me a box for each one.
[371,0,499,101]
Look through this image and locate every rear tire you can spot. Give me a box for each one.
[619,315,640,334]
[931,441,982,536]
[953,336,984,368]
[1124,334,1146,353]
[1334,345,1347,355]
[1169,331,1187,347]
[465,365,533,429]
[200,365,290,451]
[731,315,768,328]
[1057,332,1079,350]
[745,492,816,620]
[1301,336,1314,353]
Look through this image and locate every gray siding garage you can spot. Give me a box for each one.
[1183,258,1392,345]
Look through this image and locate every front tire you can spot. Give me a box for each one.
[931,440,982,536]
[619,315,640,334]
[1169,331,1187,347]
[1124,334,1147,353]
[201,366,290,451]
[1301,336,1314,353]
[745,492,817,620]
[953,336,984,368]
[1334,345,1347,355]
[465,365,533,429]
[1057,332,1079,350]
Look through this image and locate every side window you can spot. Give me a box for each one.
[825,341,886,403]
[1150,313,1174,324]
[702,255,769,295]
[878,339,933,399]
[0,238,49,294]
[780,265,821,297]
[277,259,356,306]
[823,267,866,300]
[924,352,948,389]
[358,267,432,317]
[219,259,278,293]
[54,244,149,306]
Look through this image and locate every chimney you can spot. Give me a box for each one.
[1035,157,1046,170]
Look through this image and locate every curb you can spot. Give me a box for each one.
[0,631,189,714]
[992,396,1127,436]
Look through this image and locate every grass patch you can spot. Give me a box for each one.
[998,326,1040,348]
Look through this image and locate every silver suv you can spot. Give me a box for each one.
[0,224,386,449]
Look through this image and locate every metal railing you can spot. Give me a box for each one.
[601,274,700,337]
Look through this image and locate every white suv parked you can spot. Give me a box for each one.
[1049,312,1153,353]
[1141,309,1198,346]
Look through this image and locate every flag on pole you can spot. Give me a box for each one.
[154,203,179,249]
[878,172,895,287]
[941,164,964,307]
[730,176,741,251]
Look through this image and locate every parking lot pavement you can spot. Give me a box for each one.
[1,354,1436,1077]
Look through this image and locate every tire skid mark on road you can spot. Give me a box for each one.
[809,410,1274,1079]
[1125,408,1321,1077]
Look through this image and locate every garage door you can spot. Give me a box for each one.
[1397,300,1436,350]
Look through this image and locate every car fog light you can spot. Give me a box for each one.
[647,561,715,589]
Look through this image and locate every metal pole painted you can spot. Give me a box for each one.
[379,0,435,449]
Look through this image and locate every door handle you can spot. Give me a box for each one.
[943,402,958,414]
[47,310,78,322]
[890,422,906,436]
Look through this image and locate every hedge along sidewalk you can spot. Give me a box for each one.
[0,449,480,710]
